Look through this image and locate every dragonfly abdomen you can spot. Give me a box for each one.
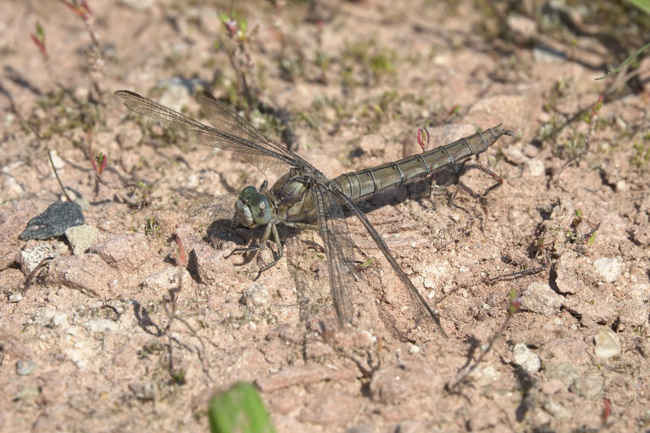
[334,125,512,201]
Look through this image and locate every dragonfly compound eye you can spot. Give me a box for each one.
[235,186,272,227]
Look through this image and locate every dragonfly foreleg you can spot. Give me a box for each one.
[224,242,261,263]
[225,223,273,264]
[253,223,284,280]
[225,223,285,279]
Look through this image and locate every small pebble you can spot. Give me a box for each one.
[8,293,23,303]
[593,257,622,283]
[513,343,541,373]
[594,328,621,359]
[554,252,583,294]
[502,146,527,165]
[158,78,193,112]
[507,15,536,38]
[242,283,270,307]
[470,365,499,385]
[525,159,545,177]
[129,382,156,401]
[16,360,36,376]
[65,224,99,255]
[3,175,24,199]
[84,319,119,333]
[19,244,59,275]
[4,112,15,127]
[51,312,69,328]
[141,266,186,291]
[519,282,563,316]
[408,343,421,354]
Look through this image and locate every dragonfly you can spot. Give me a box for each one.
[115,89,513,337]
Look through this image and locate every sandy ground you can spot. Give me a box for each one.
[1,1,649,432]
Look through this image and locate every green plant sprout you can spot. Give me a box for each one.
[30,22,47,60]
[218,11,259,108]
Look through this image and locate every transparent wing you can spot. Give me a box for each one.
[114,90,302,168]
[313,183,356,325]
[327,184,447,337]
[285,184,356,328]
[286,229,335,326]
[193,94,294,158]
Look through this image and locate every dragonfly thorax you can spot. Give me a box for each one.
[234,185,274,228]
[270,173,317,223]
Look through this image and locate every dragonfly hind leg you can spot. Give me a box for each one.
[441,163,502,232]
[455,163,503,213]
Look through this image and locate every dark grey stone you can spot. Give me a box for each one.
[19,201,85,240]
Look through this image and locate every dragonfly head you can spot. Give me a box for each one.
[234,185,273,228]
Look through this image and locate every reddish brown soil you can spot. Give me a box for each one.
[1,1,648,432]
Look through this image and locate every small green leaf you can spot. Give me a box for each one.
[208,382,276,433]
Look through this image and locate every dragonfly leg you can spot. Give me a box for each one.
[225,223,274,263]
[446,190,474,219]
[459,163,503,199]
[226,223,285,279]
[446,162,503,224]
[224,243,262,268]
[253,223,284,280]
[284,221,319,231]
[259,180,269,192]
[226,244,260,257]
